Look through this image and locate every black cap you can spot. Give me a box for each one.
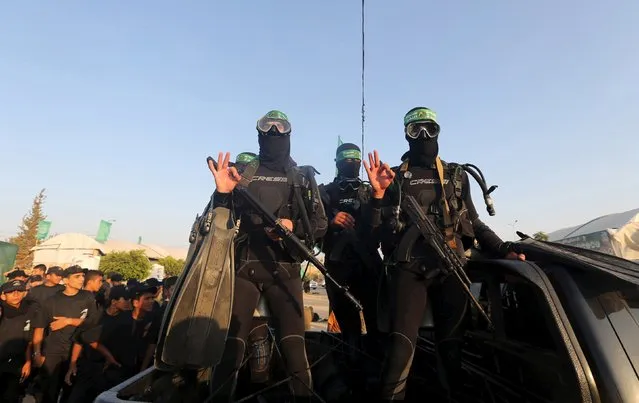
[64,265,84,277]
[29,275,44,282]
[163,276,178,288]
[144,278,163,287]
[7,270,27,279]
[132,284,158,300]
[110,273,124,282]
[109,285,132,301]
[46,266,64,276]
[1,280,27,293]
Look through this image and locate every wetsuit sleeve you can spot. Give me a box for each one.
[213,190,232,209]
[462,172,505,255]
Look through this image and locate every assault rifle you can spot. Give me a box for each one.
[208,156,363,311]
[402,194,494,329]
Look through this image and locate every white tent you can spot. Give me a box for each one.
[31,233,105,270]
[548,208,639,260]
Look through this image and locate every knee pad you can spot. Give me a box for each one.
[248,333,272,383]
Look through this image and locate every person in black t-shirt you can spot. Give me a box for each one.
[130,284,160,372]
[27,266,65,309]
[32,265,99,403]
[65,285,134,403]
[82,270,103,294]
[31,264,47,278]
[0,280,33,403]
[144,277,164,316]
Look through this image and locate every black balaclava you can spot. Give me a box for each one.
[335,143,361,179]
[407,138,439,167]
[258,134,292,172]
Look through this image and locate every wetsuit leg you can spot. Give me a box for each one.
[379,262,430,401]
[209,276,261,402]
[325,262,362,351]
[263,275,313,399]
[429,273,469,392]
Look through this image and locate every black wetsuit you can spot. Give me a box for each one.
[371,161,505,400]
[210,162,327,401]
[319,178,381,358]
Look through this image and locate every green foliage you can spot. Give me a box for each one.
[9,189,47,269]
[301,263,322,281]
[533,231,549,241]
[158,256,186,277]
[99,250,151,280]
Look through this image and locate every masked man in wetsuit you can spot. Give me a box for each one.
[232,151,276,389]
[319,143,382,378]
[363,107,526,401]
[208,110,328,402]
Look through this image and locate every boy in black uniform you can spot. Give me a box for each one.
[83,270,104,294]
[0,280,33,403]
[32,265,98,403]
[319,143,382,371]
[131,283,160,372]
[363,107,525,401]
[27,266,65,308]
[208,110,327,401]
[31,264,47,278]
[65,285,135,403]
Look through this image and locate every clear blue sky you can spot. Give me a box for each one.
[1,0,638,248]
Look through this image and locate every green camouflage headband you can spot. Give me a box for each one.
[403,107,437,126]
[263,110,289,122]
[236,152,257,164]
[336,149,362,161]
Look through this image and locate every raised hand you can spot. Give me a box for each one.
[363,150,395,199]
[208,152,242,193]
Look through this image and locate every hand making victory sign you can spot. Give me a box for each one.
[208,152,242,193]
[363,150,396,199]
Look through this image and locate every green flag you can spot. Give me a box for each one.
[95,220,112,243]
[137,236,142,245]
[335,136,344,176]
[36,220,52,241]
[0,241,19,284]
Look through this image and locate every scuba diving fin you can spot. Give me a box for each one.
[156,195,238,369]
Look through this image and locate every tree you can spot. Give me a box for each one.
[158,256,186,277]
[9,189,47,269]
[533,231,549,241]
[99,250,152,280]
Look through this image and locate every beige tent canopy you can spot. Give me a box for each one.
[31,233,105,270]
